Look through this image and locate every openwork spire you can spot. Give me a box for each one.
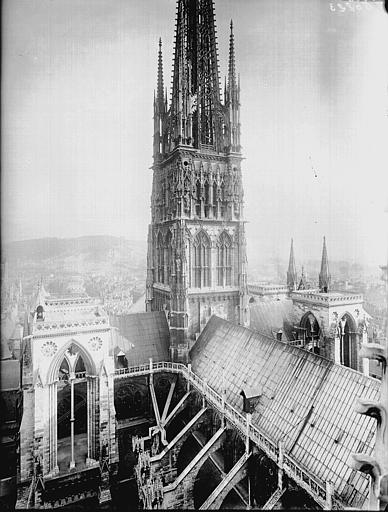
[170,0,222,150]
[287,238,297,291]
[319,236,331,292]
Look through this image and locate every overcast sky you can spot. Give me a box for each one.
[2,0,388,268]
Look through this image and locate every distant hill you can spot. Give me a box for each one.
[3,236,146,275]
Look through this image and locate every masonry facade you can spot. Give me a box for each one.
[146,2,249,362]
[249,237,370,375]
[17,284,117,507]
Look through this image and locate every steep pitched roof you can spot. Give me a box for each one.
[1,360,20,391]
[249,299,297,342]
[190,316,379,508]
[110,311,170,365]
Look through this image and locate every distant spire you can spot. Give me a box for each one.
[157,37,164,109]
[319,236,331,292]
[298,266,307,290]
[33,277,49,310]
[228,20,236,90]
[287,238,297,291]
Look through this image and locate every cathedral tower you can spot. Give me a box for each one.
[146,0,248,361]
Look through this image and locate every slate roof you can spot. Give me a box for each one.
[249,298,297,341]
[128,292,146,314]
[110,311,170,365]
[190,316,380,509]
[0,360,20,391]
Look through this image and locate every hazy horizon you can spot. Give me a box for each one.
[2,0,388,267]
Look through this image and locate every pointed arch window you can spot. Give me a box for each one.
[59,357,70,381]
[165,230,172,285]
[339,314,357,370]
[193,231,211,288]
[217,232,232,286]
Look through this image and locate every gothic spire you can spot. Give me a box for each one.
[228,20,236,90]
[287,238,297,291]
[153,38,166,160]
[225,18,240,153]
[319,236,331,293]
[156,37,164,109]
[171,0,222,150]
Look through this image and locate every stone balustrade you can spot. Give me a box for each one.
[291,291,363,306]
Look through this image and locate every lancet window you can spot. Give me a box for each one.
[339,314,357,369]
[156,232,165,283]
[217,232,232,286]
[193,231,211,288]
[165,230,172,285]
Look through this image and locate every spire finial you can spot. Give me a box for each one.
[156,37,164,107]
[228,19,236,89]
[287,238,297,291]
[319,236,331,293]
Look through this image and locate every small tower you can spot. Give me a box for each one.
[319,236,331,293]
[225,20,241,153]
[153,38,166,162]
[286,238,297,291]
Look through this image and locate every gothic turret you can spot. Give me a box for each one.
[153,38,166,161]
[286,238,297,291]
[224,20,241,153]
[319,236,331,293]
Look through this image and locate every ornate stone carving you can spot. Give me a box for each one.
[41,340,58,357]
[89,336,103,351]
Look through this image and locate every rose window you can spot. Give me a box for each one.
[89,336,103,351]
[41,340,58,357]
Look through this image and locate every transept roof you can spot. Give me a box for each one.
[190,316,379,508]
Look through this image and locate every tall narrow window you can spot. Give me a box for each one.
[196,179,201,217]
[217,232,232,286]
[213,182,218,218]
[157,232,164,283]
[204,181,210,218]
[165,230,172,285]
[193,231,211,288]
